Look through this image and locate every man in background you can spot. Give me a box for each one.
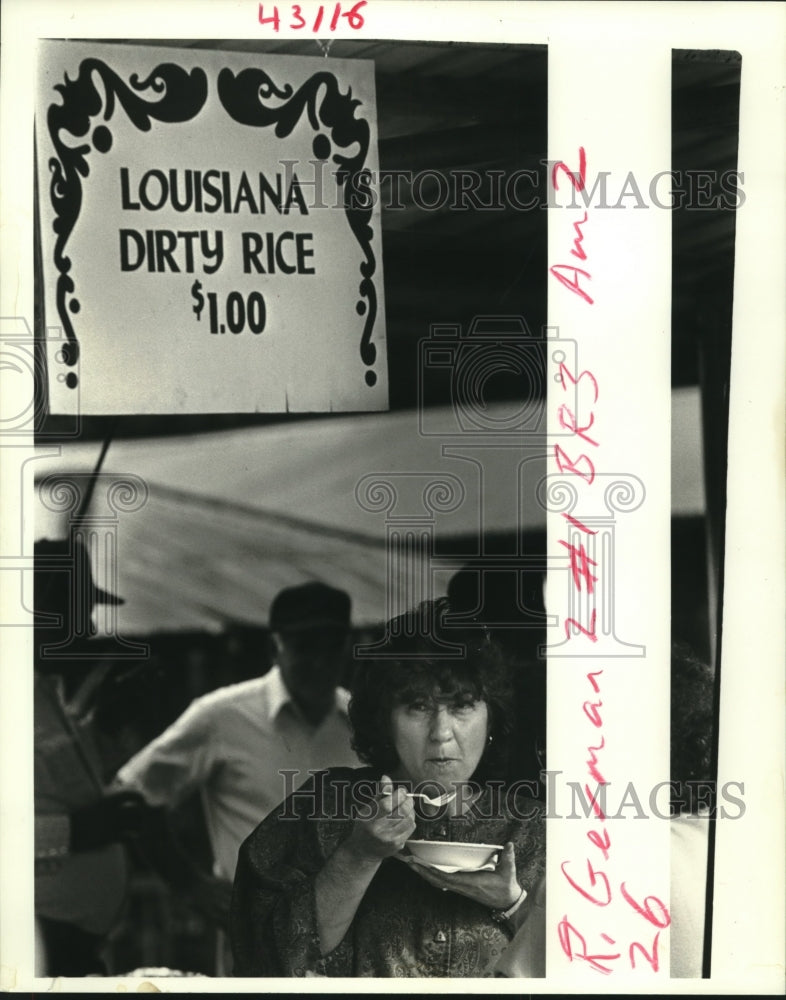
[116,581,360,939]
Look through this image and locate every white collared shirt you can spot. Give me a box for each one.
[117,667,359,880]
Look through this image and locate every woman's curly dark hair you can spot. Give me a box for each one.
[349,598,514,781]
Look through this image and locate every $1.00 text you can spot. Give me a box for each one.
[191,282,266,335]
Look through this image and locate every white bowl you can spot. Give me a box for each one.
[405,840,503,870]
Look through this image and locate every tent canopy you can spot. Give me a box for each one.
[34,392,704,633]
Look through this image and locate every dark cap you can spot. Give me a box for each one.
[269,582,350,633]
[34,537,124,608]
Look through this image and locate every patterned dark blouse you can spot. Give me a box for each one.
[231,767,545,978]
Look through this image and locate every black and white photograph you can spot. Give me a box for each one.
[0,1,783,992]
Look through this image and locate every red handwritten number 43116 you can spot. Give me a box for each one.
[259,2,367,31]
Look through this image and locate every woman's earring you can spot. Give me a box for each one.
[487,734,494,745]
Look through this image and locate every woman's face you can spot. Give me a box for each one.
[390,688,490,788]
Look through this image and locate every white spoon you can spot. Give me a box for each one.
[405,790,457,807]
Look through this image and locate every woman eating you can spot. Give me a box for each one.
[230,599,546,977]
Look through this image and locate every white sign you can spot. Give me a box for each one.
[36,41,388,414]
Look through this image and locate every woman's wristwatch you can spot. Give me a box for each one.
[490,885,528,924]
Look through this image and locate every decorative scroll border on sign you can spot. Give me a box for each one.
[44,57,380,389]
[217,67,378,386]
[46,60,209,374]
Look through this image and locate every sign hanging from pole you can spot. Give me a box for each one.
[36,41,388,414]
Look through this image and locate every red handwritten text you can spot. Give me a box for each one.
[550,147,594,304]
[552,219,670,971]
[556,355,600,641]
[557,644,671,973]
[259,1,367,31]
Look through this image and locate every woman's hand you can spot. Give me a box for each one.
[316,776,416,956]
[343,775,416,863]
[409,841,521,911]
